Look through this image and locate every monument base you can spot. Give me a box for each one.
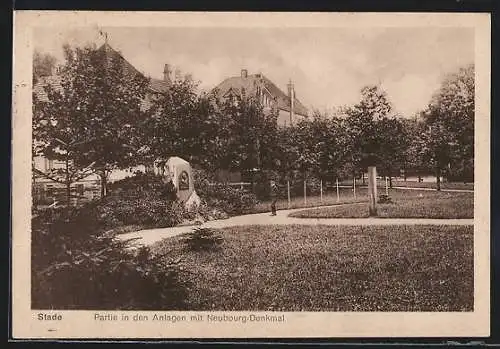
[185,190,201,209]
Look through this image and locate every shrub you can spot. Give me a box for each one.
[31,207,190,310]
[181,227,224,252]
[85,172,189,229]
[109,171,165,194]
[378,194,393,204]
[193,168,258,215]
[251,170,280,200]
[94,196,187,229]
[200,184,258,215]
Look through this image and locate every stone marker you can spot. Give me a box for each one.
[162,156,201,209]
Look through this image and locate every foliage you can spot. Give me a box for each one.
[219,95,278,173]
[33,43,151,199]
[33,50,57,84]
[33,43,474,205]
[96,195,187,229]
[193,168,258,215]
[378,194,393,204]
[31,207,189,310]
[181,227,224,252]
[197,184,258,216]
[417,64,475,186]
[100,172,186,228]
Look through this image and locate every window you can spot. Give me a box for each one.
[45,184,54,197]
[76,184,84,196]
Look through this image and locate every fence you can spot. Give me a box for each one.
[246,176,408,210]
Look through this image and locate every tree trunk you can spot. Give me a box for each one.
[100,170,108,198]
[389,170,393,189]
[436,166,441,191]
[65,157,71,207]
[66,181,71,207]
[362,172,365,185]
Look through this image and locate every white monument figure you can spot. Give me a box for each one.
[163,156,201,209]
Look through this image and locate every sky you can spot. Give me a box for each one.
[34,26,474,117]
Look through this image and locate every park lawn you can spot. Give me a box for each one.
[252,188,367,213]
[335,179,473,191]
[252,188,446,214]
[390,180,474,191]
[288,192,473,219]
[151,224,473,311]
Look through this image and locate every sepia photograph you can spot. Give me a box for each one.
[12,11,490,339]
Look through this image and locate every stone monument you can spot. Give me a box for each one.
[161,156,201,209]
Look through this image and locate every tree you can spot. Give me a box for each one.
[418,64,475,189]
[143,75,202,166]
[344,85,393,180]
[143,79,237,174]
[33,43,150,200]
[374,116,410,187]
[217,94,278,175]
[302,113,346,182]
[33,50,57,84]
[400,117,426,181]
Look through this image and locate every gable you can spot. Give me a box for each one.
[33,43,171,104]
[213,73,308,117]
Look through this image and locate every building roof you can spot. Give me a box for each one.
[99,43,172,93]
[213,73,308,117]
[33,43,171,102]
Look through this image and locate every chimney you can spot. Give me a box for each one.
[241,69,248,78]
[163,64,171,82]
[287,80,295,126]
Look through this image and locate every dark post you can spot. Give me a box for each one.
[368,166,377,216]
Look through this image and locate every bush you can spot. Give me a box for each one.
[445,159,474,183]
[251,170,280,200]
[193,168,258,215]
[181,227,224,252]
[200,184,257,215]
[31,207,190,310]
[83,172,190,229]
[378,194,393,204]
[95,196,187,229]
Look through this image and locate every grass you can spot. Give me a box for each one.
[390,180,474,191]
[288,191,473,219]
[151,224,473,312]
[254,188,465,214]
[334,179,473,191]
[253,188,365,213]
[253,187,437,214]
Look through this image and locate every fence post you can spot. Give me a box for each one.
[287,180,291,209]
[353,175,356,199]
[385,176,389,196]
[368,166,378,216]
[304,179,307,205]
[320,179,323,203]
[336,178,340,202]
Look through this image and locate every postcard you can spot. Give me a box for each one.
[11,11,490,339]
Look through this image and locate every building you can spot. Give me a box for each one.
[32,41,174,207]
[212,69,309,127]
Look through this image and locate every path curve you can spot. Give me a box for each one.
[119,202,474,247]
